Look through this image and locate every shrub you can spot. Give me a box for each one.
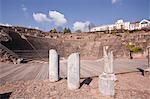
[111,31,116,36]
[126,44,142,53]
[131,47,142,53]
[50,28,57,33]
[126,44,135,50]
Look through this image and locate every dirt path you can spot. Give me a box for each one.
[0,72,150,99]
[0,58,148,85]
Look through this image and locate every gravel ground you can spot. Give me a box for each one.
[0,72,150,99]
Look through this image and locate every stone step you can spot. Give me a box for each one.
[0,43,22,63]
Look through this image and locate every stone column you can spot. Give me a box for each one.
[103,46,113,74]
[108,51,113,74]
[49,49,59,82]
[103,46,109,73]
[148,47,150,67]
[67,53,80,90]
[99,46,116,96]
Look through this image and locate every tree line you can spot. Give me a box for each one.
[50,28,71,34]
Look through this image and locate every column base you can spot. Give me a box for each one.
[49,76,59,82]
[99,72,116,96]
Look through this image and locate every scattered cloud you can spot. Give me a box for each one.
[73,21,90,32]
[34,27,39,29]
[33,13,51,23]
[49,11,67,26]
[111,0,120,4]
[21,4,29,18]
[21,4,27,12]
[0,23,12,26]
[28,26,40,30]
[33,11,67,26]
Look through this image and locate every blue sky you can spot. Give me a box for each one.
[0,0,149,31]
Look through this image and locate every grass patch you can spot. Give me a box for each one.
[126,44,142,53]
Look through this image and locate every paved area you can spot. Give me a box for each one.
[0,58,148,85]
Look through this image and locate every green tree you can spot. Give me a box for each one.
[50,28,57,33]
[63,28,71,34]
[67,28,71,33]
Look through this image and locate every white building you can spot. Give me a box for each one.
[130,19,150,30]
[129,21,140,30]
[140,19,150,29]
[115,20,130,30]
[90,19,150,32]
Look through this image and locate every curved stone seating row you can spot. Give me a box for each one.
[0,43,22,64]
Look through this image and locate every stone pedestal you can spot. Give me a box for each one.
[49,49,59,82]
[67,53,80,90]
[99,73,116,96]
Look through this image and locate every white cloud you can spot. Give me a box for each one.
[21,4,27,11]
[111,0,120,4]
[34,27,39,29]
[33,13,51,23]
[49,11,67,26]
[0,23,12,27]
[73,21,90,32]
[33,11,67,26]
[21,4,29,18]
[28,26,40,30]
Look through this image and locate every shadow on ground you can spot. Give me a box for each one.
[0,92,12,99]
[80,77,92,88]
[137,68,144,76]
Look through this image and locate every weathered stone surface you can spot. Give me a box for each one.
[99,73,116,96]
[108,51,113,73]
[67,53,80,90]
[103,46,109,73]
[100,47,116,96]
[148,47,150,67]
[49,49,59,82]
[103,46,113,74]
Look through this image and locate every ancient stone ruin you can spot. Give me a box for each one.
[148,46,150,67]
[1,25,150,98]
[48,48,117,95]
[48,50,81,90]
[49,49,59,82]
[67,53,80,90]
[103,46,113,74]
[99,46,116,96]
[1,25,149,62]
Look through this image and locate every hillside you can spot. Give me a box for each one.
[0,25,150,63]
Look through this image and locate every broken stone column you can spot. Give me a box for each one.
[67,53,80,90]
[148,47,150,67]
[99,46,116,96]
[49,49,59,82]
[103,46,113,74]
